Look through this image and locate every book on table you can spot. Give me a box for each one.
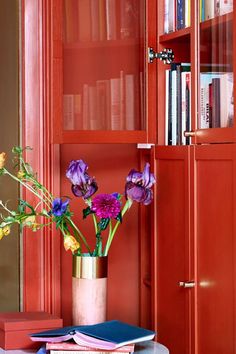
[46,341,135,354]
[31,320,156,350]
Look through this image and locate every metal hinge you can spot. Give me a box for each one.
[148,47,174,64]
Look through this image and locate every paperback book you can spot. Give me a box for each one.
[31,320,156,350]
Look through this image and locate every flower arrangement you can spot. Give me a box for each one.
[0,147,156,257]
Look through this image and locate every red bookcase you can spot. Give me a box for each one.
[21,0,236,353]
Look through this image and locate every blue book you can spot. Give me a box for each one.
[30,320,156,350]
[176,0,185,30]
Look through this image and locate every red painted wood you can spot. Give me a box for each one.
[51,0,152,144]
[154,146,192,354]
[60,144,140,326]
[21,0,61,315]
[194,144,236,354]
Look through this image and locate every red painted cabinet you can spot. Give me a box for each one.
[153,1,236,353]
[154,144,236,354]
[51,0,157,144]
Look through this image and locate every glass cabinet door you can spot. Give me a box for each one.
[62,0,146,134]
[198,0,234,142]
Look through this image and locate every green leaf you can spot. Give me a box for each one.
[98,218,110,231]
[18,199,36,214]
[116,212,122,223]
[83,206,93,219]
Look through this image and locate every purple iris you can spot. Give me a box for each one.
[91,194,121,219]
[125,163,156,205]
[66,160,98,199]
[50,198,69,217]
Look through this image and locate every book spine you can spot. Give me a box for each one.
[219,0,233,15]
[120,0,137,39]
[106,0,117,40]
[125,74,135,130]
[63,94,74,130]
[99,0,107,40]
[110,78,121,129]
[91,0,100,41]
[176,0,185,29]
[181,71,187,145]
[78,0,91,41]
[171,69,177,145]
[205,0,214,20]
[185,72,191,145]
[165,69,170,145]
[82,84,89,129]
[74,94,83,129]
[176,64,182,145]
[50,351,131,354]
[47,343,135,352]
[64,0,78,43]
[212,77,221,128]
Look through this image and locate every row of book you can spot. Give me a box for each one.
[64,0,140,43]
[200,72,233,129]
[200,0,233,22]
[32,320,155,354]
[164,0,233,34]
[63,72,143,131]
[164,0,191,33]
[165,63,191,145]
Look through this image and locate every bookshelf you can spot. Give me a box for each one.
[51,0,155,144]
[154,1,236,354]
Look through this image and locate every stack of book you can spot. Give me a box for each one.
[63,71,143,131]
[165,63,191,145]
[164,0,233,34]
[31,320,156,354]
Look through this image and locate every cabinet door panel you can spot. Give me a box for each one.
[154,146,192,354]
[195,144,236,354]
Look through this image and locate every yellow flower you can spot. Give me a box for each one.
[64,235,80,253]
[23,215,36,226]
[0,152,6,169]
[31,223,41,232]
[3,225,10,236]
[0,228,4,240]
[17,170,25,179]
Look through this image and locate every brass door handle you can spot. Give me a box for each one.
[179,281,195,288]
[184,131,196,138]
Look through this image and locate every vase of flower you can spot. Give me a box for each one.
[72,255,108,325]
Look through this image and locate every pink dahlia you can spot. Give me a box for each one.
[91,194,121,219]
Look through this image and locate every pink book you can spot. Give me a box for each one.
[46,341,135,352]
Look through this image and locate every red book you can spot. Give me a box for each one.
[46,341,135,352]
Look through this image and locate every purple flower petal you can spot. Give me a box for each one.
[91,194,121,219]
[50,198,69,217]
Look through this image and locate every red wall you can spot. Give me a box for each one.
[60,144,140,325]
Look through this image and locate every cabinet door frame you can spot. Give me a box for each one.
[21,0,61,315]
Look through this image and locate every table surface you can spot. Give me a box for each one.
[0,341,169,354]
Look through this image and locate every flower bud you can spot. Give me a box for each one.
[0,152,6,169]
[0,228,4,240]
[64,235,80,253]
[17,170,25,179]
[3,225,10,236]
[23,215,36,225]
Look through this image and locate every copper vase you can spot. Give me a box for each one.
[72,256,108,325]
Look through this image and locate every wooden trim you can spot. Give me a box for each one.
[21,0,61,315]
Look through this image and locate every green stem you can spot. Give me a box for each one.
[103,199,133,256]
[65,217,92,254]
[5,170,51,208]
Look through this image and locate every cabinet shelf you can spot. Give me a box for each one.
[55,130,147,144]
[64,38,140,50]
[200,12,233,31]
[159,27,190,44]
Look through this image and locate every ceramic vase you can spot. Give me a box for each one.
[72,255,108,325]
